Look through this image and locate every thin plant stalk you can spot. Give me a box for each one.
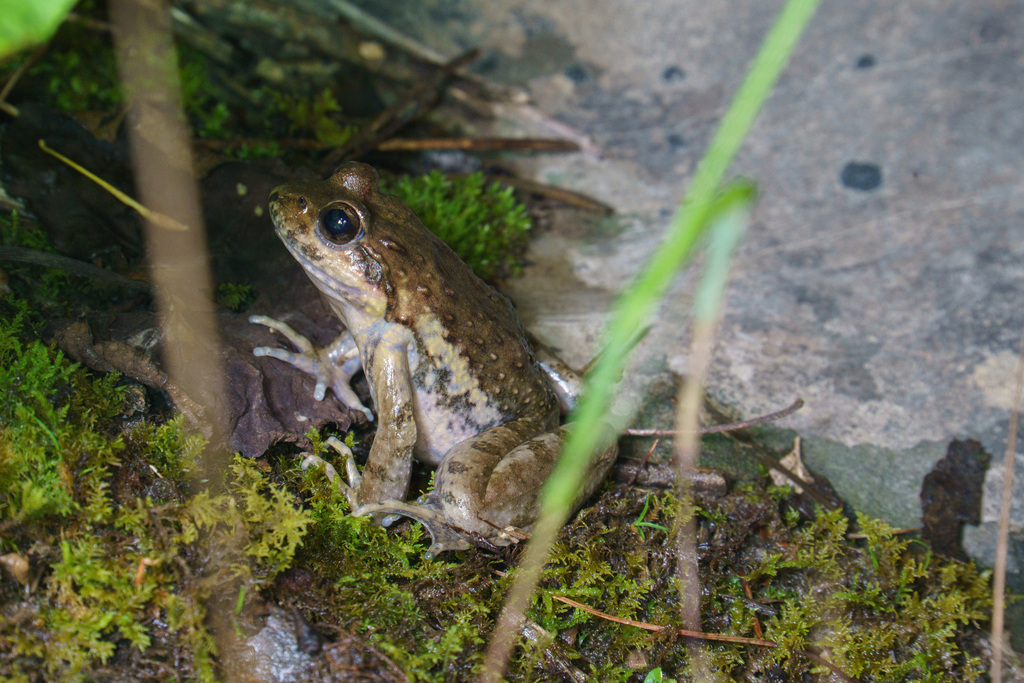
[109,0,227,472]
[480,0,822,677]
[110,1,234,676]
[990,332,1024,683]
[674,193,752,677]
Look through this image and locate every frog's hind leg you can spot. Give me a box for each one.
[354,498,472,558]
[435,419,617,540]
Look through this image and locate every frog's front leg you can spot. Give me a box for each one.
[304,333,421,513]
[249,314,372,420]
[349,328,419,510]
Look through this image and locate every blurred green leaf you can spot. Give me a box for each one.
[0,0,78,58]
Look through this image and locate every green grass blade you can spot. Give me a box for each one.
[482,0,823,678]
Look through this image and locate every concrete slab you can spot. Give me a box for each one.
[350,0,1024,638]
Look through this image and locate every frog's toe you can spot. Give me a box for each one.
[303,438,362,510]
[249,315,315,353]
[353,500,471,558]
[250,317,374,420]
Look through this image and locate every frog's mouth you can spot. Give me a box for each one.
[278,234,384,315]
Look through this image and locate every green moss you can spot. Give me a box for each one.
[215,282,254,312]
[261,431,992,682]
[282,433,495,680]
[0,1,118,113]
[0,301,123,521]
[0,313,993,679]
[748,508,990,680]
[383,171,532,279]
[4,21,229,137]
[0,211,50,252]
[0,211,73,303]
[232,139,284,160]
[29,41,122,113]
[0,302,311,680]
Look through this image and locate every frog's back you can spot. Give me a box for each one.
[338,164,558,440]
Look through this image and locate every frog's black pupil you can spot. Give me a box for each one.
[321,207,359,243]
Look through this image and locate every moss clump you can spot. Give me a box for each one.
[0,302,310,681]
[746,507,991,680]
[259,430,993,682]
[383,171,532,279]
[0,301,993,680]
[0,212,73,304]
[0,299,122,521]
[23,38,122,113]
[507,483,988,681]
[215,281,254,312]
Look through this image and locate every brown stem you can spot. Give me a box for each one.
[480,173,615,215]
[377,137,579,152]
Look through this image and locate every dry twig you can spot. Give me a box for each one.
[320,49,479,169]
[378,137,579,153]
[625,397,804,437]
[551,594,861,682]
[481,173,615,215]
[38,139,190,232]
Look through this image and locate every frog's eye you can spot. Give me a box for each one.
[318,205,362,245]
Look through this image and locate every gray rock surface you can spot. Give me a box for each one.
[352,0,1024,643]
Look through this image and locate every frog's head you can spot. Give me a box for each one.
[269,161,433,319]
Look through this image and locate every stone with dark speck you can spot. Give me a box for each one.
[565,63,588,83]
[840,162,882,191]
[662,65,686,82]
[856,54,876,69]
[667,133,685,149]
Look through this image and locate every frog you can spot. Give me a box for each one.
[251,162,617,556]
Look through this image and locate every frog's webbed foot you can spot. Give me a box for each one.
[308,438,472,558]
[249,314,373,421]
[353,500,471,558]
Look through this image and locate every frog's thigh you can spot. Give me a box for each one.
[435,419,566,535]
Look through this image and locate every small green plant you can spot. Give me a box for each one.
[1,7,123,114]
[0,211,73,301]
[273,88,357,147]
[384,171,532,279]
[644,668,678,683]
[215,282,254,312]
[0,211,49,251]
[632,494,668,540]
[178,46,235,139]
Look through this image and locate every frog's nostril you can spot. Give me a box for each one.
[298,196,308,212]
